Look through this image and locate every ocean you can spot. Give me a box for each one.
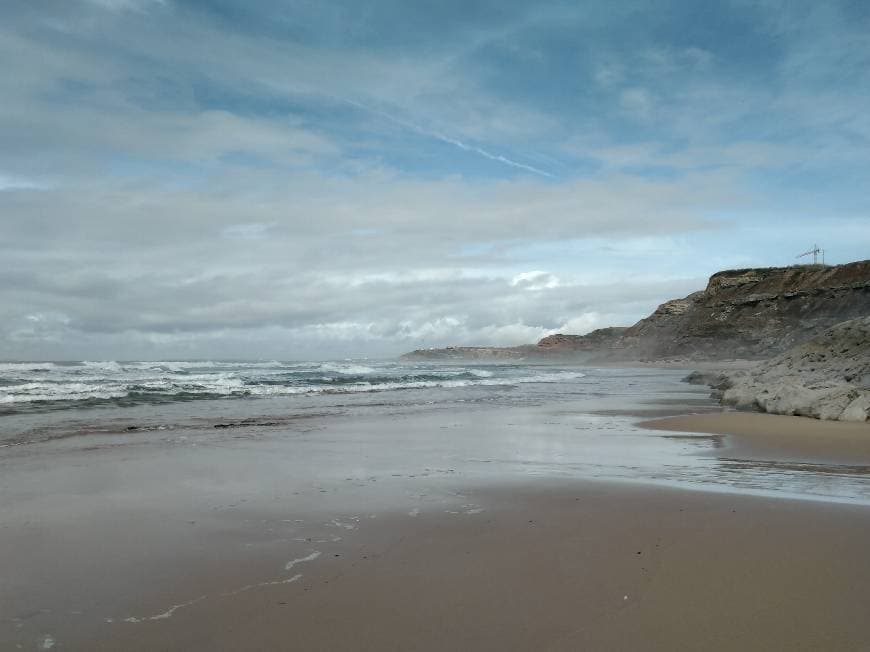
[4,358,870,648]
[0,359,590,414]
[2,359,868,505]
[0,359,686,452]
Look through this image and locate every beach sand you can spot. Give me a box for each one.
[4,401,870,650]
[641,411,870,465]
[53,482,870,651]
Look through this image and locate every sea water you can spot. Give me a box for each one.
[1,360,869,504]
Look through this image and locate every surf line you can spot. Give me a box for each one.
[118,574,307,624]
[285,550,322,571]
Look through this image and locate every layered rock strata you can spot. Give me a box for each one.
[401,260,870,364]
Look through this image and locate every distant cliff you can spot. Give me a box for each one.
[400,345,537,362]
[401,260,870,363]
[560,260,870,361]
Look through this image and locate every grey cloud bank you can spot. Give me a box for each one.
[1,0,869,359]
[2,175,709,359]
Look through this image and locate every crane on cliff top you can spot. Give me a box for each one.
[796,244,824,265]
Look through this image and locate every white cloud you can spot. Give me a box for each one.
[1,1,867,359]
[511,271,561,290]
[555,313,610,336]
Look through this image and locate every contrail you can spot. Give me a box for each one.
[434,134,555,178]
[343,99,555,179]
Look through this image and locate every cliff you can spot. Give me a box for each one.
[402,260,870,363]
[399,345,536,362]
[536,327,629,353]
[604,261,870,361]
[403,328,631,362]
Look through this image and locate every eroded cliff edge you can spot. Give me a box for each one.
[403,260,870,363]
[538,260,870,362]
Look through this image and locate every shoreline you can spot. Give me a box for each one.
[5,378,870,650]
[640,411,870,465]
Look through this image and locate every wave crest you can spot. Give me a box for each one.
[0,360,585,413]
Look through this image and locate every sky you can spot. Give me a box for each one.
[1,0,869,360]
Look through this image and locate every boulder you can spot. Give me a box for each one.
[841,394,870,422]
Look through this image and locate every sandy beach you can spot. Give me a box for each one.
[642,411,870,465]
[4,375,870,651]
[6,0,870,647]
[9,481,870,651]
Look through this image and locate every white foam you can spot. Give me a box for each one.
[122,574,303,624]
[0,360,587,406]
[0,382,129,404]
[284,550,321,571]
[81,360,125,373]
[220,574,302,597]
[318,362,377,375]
[123,595,208,623]
[0,362,58,372]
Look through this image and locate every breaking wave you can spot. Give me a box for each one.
[0,360,585,414]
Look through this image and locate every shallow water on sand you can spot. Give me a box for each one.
[3,364,870,649]
[3,364,869,504]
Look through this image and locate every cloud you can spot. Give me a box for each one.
[0,261,704,358]
[1,1,868,359]
[511,271,561,290]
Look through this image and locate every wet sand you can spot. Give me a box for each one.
[642,411,870,465]
[33,482,870,652]
[4,391,870,650]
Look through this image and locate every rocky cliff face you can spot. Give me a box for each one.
[401,260,870,363]
[536,327,628,352]
[538,260,870,362]
[714,316,870,422]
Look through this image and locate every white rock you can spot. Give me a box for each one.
[714,316,870,421]
[840,394,870,422]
